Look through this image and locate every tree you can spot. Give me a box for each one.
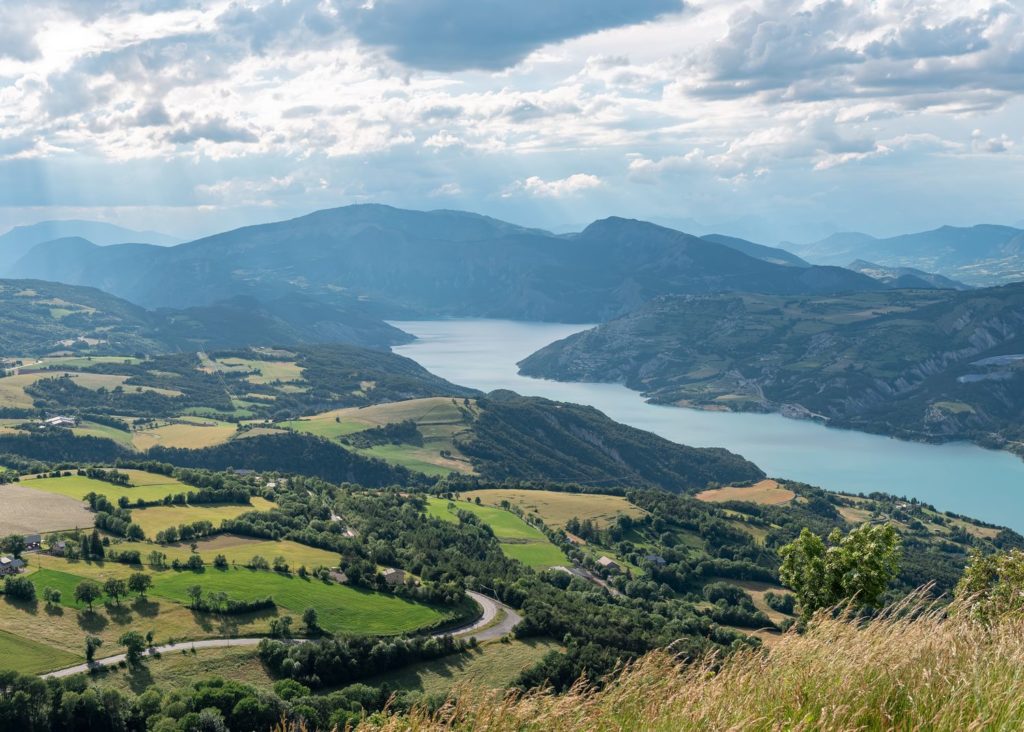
[302,607,319,634]
[147,550,167,568]
[118,630,147,667]
[89,529,104,559]
[186,584,203,609]
[85,635,103,662]
[74,580,103,611]
[955,548,1024,623]
[1,534,26,558]
[42,586,62,606]
[779,524,901,621]
[3,576,36,601]
[103,577,128,605]
[269,615,293,638]
[127,572,152,597]
[213,553,229,570]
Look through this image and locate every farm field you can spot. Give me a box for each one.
[363,638,562,694]
[201,355,304,385]
[0,482,94,535]
[72,420,134,447]
[131,418,237,451]
[696,479,795,506]
[0,629,81,674]
[3,571,274,666]
[427,498,565,570]
[462,489,647,529]
[149,566,450,635]
[20,471,195,503]
[130,497,277,537]
[16,356,142,372]
[84,646,276,695]
[283,397,478,475]
[112,535,340,570]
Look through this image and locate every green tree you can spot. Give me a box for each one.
[118,630,147,667]
[74,580,103,611]
[186,584,203,609]
[127,572,152,597]
[88,529,104,559]
[779,524,901,621]
[85,635,103,662]
[1,534,26,558]
[302,607,319,634]
[103,577,128,605]
[955,548,1024,623]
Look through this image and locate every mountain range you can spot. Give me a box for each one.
[790,225,1024,286]
[0,220,178,273]
[5,205,884,321]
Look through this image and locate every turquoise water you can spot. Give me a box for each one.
[392,319,1024,532]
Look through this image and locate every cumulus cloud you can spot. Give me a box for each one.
[341,0,682,71]
[505,173,603,198]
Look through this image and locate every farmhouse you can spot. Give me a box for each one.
[382,567,406,586]
[43,416,77,428]
[644,554,667,566]
[596,556,622,573]
[49,540,68,556]
[0,556,25,575]
[24,534,41,550]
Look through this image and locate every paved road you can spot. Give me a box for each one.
[41,590,520,679]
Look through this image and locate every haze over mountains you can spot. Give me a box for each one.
[791,225,1024,286]
[6,204,891,322]
[0,220,179,273]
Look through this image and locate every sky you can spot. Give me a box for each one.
[0,0,1022,243]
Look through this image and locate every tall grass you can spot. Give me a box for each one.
[349,594,1024,732]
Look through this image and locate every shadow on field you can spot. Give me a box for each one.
[77,609,108,632]
[132,597,160,618]
[125,663,155,694]
[106,603,134,626]
[3,595,39,615]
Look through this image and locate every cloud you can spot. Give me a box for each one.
[0,6,43,61]
[167,116,259,144]
[342,0,682,71]
[505,173,603,198]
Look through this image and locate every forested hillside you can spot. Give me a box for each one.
[520,286,1024,456]
[0,278,409,355]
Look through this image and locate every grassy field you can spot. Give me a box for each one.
[427,498,565,569]
[361,600,1024,732]
[696,480,795,506]
[20,471,195,503]
[363,638,562,695]
[0,482,94,535]
[72,420,134,447]
[2,568,275,666]
[283,397,478,475]
[150,566,449,635]
[131,418,237,451]
[130,497,277,537]
[462,489,647,529]
[112,535,340,570]
[84,646,276,695]
[0,629,81,674]
[201,355,304,385]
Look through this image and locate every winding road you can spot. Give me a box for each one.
[41,590,520,679]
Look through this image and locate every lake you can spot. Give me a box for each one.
[392,319,1024,532]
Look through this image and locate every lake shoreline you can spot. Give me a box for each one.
[391,318,1024,532]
